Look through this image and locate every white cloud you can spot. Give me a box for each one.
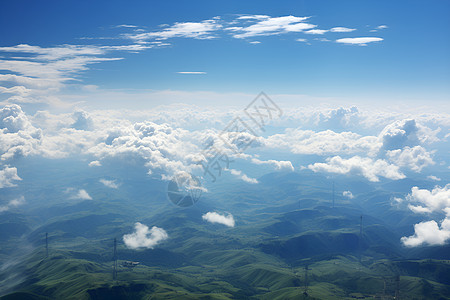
[376,25,388,30]
[264,128,379,156]
[305,29,328,35]
[89,160,102,167]
[0,104,42,161]
[251,158,294,171]
[249,41,261,44]
[0,196,25,213]
[336,37,383,45]
[386,146,434,172]
[308,155,405,182]
[228,169,258,184]
[427,175,441,181]
[401,214,450,247]
[405,185,450,214]
[69,189,92,200]
[125,19,222,42]
[123,222,168,249]
[296,38,307,42]
[230,15,316,39]
[401,186,450,247]
[0,166,22,188]
[202,212,235,227]
[176,72,206,74]
[343,191,354,199]
[330,27,356,32]
[99,179,119,189]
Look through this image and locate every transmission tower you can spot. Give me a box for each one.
[332,181,335,208]
[359,215,363,263]
[303,264,311,296]
[45,232,48,258]
[113,237,118,280]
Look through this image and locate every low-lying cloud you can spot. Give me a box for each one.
[123,222,168,249]
[202,212,235,227]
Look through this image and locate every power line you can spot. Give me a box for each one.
[113,237,118,280]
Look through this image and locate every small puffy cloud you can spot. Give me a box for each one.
[336,37,383,45]
[308,155,405,182]
[228,169,258,184]
[123,222,168,249]
[99,179,119,189]
[251,158,294,171]
[401,215,450,247]
[0,196,25,213]
[386,146,434,172]
[343,191,354,199]
[376,25,388,30]
[89,160,102,167]
[68,189,92,200]
[202,212,235,227]
[330,27,356,32]
[0,166,22,188]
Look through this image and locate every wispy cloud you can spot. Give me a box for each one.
[67,188,92,200]
[176,71,206,75]
[0,196,25,213]
[123,222,168,249]
[202,212,235,227]
[336,37,383,46]
[99,179,119,189]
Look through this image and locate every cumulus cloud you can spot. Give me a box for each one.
[386,146,434,172]
[251,158,294,171]
[99,179,119,189]
[400,186,450,247]
[71,110,93,130]
[0,104,42,160]
[0,196,25,213]
[401,214,450,247]
[343,191,354,199]
[0,166,22,188]
[308,155,405,182]
[264,129,379,156]
[202,212,235,227]
[405,185,450,214]
[336,37,383,45]
[123,222,168,249]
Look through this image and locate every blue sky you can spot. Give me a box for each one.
[0,0,449,106]
[0,1,450,247]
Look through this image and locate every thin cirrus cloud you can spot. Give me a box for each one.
[336,37,383,45]
[176,72,206,74]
